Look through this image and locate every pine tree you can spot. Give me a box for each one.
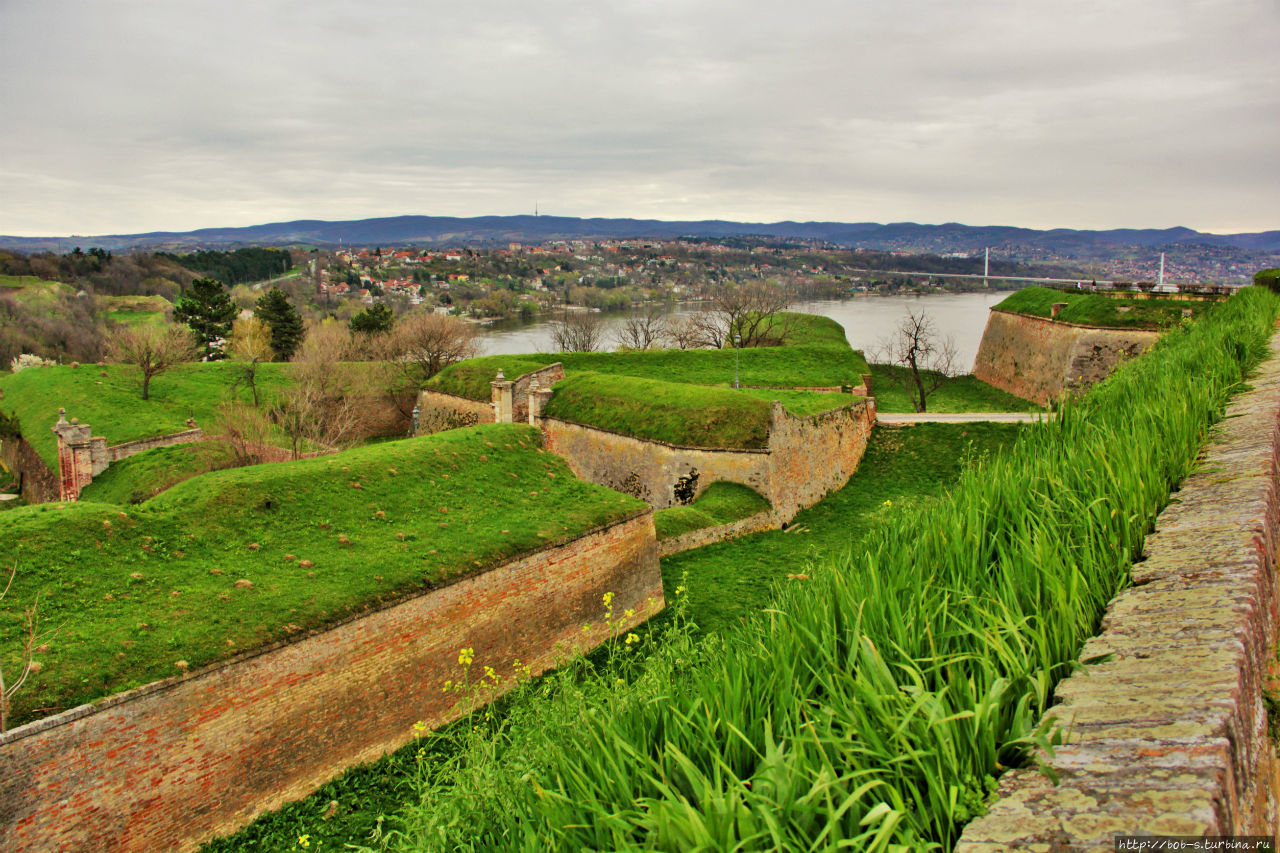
[350,302,395,335]
[173,277,238,360]
[254,287,304,362]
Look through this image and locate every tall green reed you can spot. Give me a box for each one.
[376,288,1279,852]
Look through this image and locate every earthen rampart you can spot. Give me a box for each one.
[957,329,1280,847]
[972,309,1162,406]
[0,511,662,852]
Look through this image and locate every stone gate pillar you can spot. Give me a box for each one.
[491,370,514,424]
[52,408,94,502]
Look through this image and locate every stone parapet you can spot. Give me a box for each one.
[957,329,1280,849]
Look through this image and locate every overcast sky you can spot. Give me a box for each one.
[2,0,1277,237]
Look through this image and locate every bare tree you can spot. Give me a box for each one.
[614,307,668,351]
[210,402,273,465]
[705,281,795,348]
[550,311,604,353]
[1,562,59,732]
[379,311,480,386]
[275,320,365,458]
[227,316,274,407]
[663,314,713,350]
[109,324,198,400]
[870,310,959,413]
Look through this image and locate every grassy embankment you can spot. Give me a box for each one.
[995,284,1212,328]
[344,287,1278,850]
[0,361,293,471]
[78,441,242,505]
[868,367,1041,413]
[0,424,644,729]
[652,482,773,542]
[202,420,1023,852]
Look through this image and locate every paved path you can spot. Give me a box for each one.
[876,411,1051,425]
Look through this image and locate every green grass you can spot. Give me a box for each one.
[0,362,293,470]
[653,482,773,541]
[200,423,1020,853]
[543,373,772,449]
[660,422,1022,633]
[996,285,1209,329]
[0,274,51,289]
[78,441,241,505]
[0,424,644,728]
[426,357,551,400]
[426,313,871,402]
[735,387,856,416]
[870,367,1044,413]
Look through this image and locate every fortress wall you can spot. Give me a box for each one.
[539,397,875,523]
[0,436,58,504]
[106,428,203,463]
[657,509,775,557]
[0,512,662,853]
[415,389,495,434]
[972,309,1161,406]
[957,327,1280,848]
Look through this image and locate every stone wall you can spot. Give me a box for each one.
[539,398,875,523]
[416,389,496,434]
[0,437,58,504]
[657,509,775,557]
[957,329,1280,848]
[106,428,203,463]
[0,512,663,852]
[510,363,564,423]
[972,309,1162,406]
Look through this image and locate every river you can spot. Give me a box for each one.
[476,290,1009,373]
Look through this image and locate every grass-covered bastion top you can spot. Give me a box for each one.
[0,424,644,729]
[994,285,1217,329]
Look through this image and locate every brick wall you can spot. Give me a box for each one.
[106,428,203,463]
[957,328,1280,847]
[0,512,663,852]
[415,389,496,434]
[972,309,1162,406]
[539,397,875,523]
[0,436,58,504]
[657,509,775,557]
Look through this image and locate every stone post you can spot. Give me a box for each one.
[491,369,514,424]
[51,408,95,502]
[528,381,554,425]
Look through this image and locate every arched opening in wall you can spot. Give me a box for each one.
[673,469,699,505]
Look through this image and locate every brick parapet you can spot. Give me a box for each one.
[956,329,1280,849]
[0,510,662,852]
[656,509,776,557]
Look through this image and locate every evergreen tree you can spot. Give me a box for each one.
[173,277,238,360]
[254,287,304,362]
[350,302,395,335]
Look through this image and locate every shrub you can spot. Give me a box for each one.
[9,353,54,373]
[1254,268,1280,293]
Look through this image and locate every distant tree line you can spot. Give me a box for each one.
[161,248,293,286]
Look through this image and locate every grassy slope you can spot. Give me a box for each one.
[869,366,1043,413]
[201,421,1020,852]
[426,314,872,402]
[995,285,1209,329]
[653,482,773,541]
[0,362,293,469]
[662,422,1023,635]
[0,424,644,728]
[542,373,773,449]
[78,441,241,505]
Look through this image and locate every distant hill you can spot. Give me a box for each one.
[1,214,1277,254]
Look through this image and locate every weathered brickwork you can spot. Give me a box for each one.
[0,512,663,852]
[957,330,1280,850]
[657,509,775,557]
[539,398,875,523]
[0,436,58,503]
[973,309,1162,406]
[415,388,496,434]
[105,428,203,464]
